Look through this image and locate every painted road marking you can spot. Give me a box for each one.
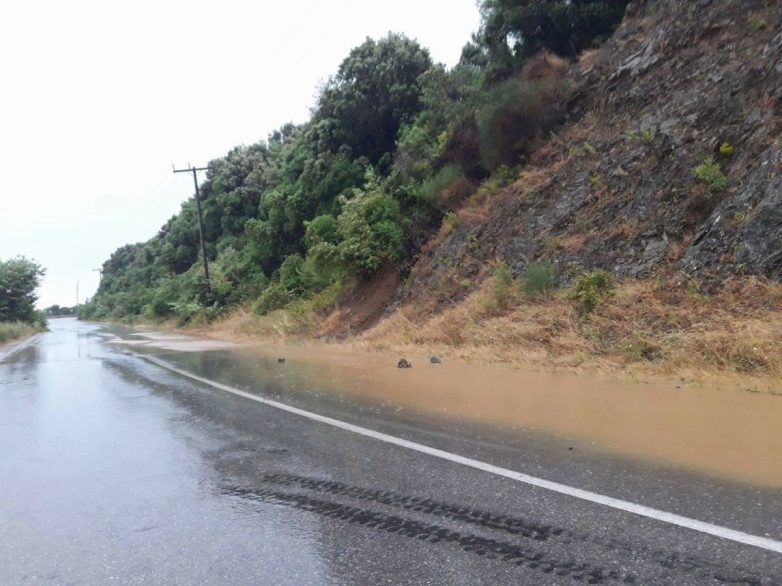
[142,353,782,554]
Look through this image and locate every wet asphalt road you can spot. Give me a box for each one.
[0,319,780,585]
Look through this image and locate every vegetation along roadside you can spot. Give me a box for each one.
[79,0,782,392]
[0,257,47,344]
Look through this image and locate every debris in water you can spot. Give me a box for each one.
[278,358,286,363]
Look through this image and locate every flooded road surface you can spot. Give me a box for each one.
[1,319,780,584]
[164,337,782,488]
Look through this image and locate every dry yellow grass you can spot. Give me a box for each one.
[0,321,41,344]
[187,276,782,394]
[358,276,782,391]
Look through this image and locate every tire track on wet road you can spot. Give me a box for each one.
[142,353,782,556]
[250,473,770,585]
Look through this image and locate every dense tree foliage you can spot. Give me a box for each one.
[81,6,629,324]
[0,257,45,325]
[317,34,433,165]
[478,0,630,81]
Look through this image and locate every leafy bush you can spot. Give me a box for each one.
[522,263,556,298]
[304,215,339,248]
[0,257,45,324]
[476,79,567,170]
[279,254,306,293]
[439,115,487,181]
[276,282,345,334]
[479,261,518,316]
[213,246,266,303]
[171,302,204,326]
[336,174,405,275]
[395,116,442,181]
[144,293,174,319]
[494,165,518,187]
[693,157,727,193]
[569,270,615,314]
[443,211,459,233]
[419,164,472,209]
[252,283,296,316]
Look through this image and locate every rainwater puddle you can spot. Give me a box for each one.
[233,343,782,489]
[107,331,238,352]
[121,330,782,488]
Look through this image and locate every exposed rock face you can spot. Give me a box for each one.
[406,0,782,303]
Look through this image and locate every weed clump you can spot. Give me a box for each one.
[443,211,459,233]
[569,270,615,314]
[731,210,748,226]
[0,321,40,343]
[478,261,519,316]
[693,156,727,193]
[522,263,556,298]
[719,142,734,157]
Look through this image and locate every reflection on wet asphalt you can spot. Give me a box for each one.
[0,319,780,585]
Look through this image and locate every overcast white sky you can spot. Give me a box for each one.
[0,0,480,308]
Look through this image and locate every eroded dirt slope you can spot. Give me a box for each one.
[406,0,782,304]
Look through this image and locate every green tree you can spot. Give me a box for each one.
[478,0,629,80]
[316,33,432,164]
[0,257,45,324]
[336,172,405,275]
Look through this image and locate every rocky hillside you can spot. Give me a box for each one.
[404,0,782,307]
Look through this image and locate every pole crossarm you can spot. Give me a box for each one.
[173,166,208,173]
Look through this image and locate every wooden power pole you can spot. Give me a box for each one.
[173,164,210,288]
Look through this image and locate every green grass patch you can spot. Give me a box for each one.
[693,156,728,193]
[522,262,556,298]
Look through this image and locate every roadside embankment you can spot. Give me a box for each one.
[0,322,43,345]
[0,324,43,363]
[184,276,782,395]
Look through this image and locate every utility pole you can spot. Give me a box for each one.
[93,268,102,281]
[76,281,79,306]
[173,164,210,288]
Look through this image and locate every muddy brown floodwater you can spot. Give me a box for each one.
[247,343,782,489]
[124,332,782,489]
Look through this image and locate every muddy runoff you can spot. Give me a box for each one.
[129,332,782,488]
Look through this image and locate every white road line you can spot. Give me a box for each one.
[141,353,782,554]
